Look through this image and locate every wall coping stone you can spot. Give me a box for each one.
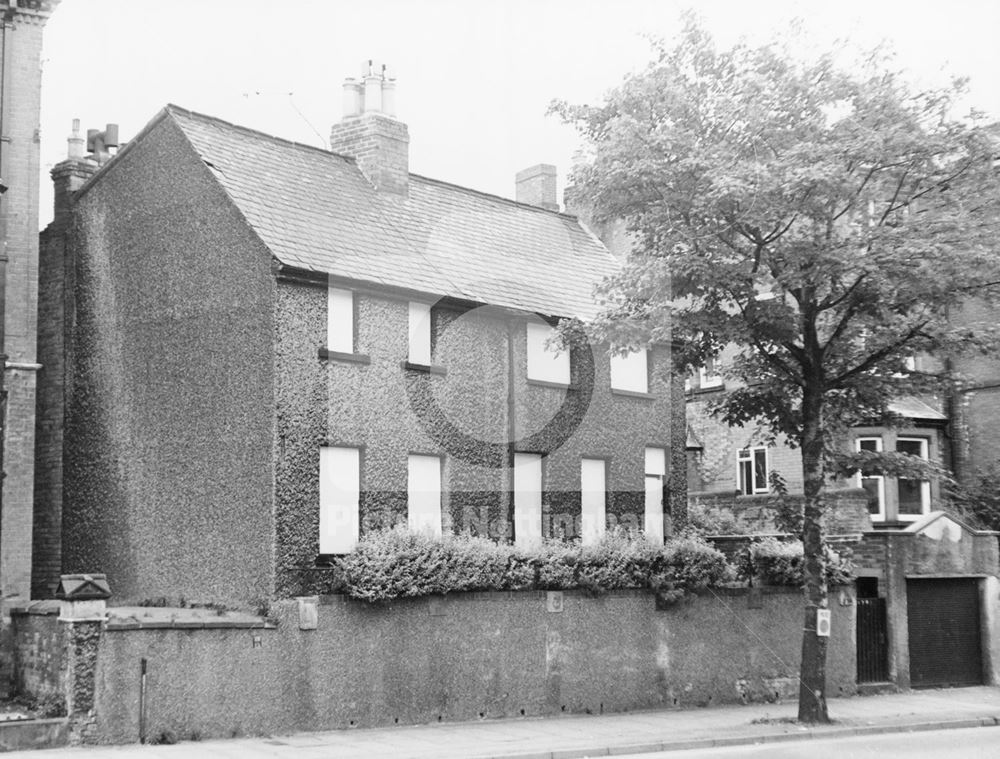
[104,607,272,631]
[9,600,61,617]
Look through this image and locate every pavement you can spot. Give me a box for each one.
[11,686,1000,758]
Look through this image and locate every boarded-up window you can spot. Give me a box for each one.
[319,446,360,554]
[526,322,570,384]
[514,453,543,548]
[408,301,432,365]
[610,349,648,393]
[644,447,666,543]
[327,287,354,353]
[407,454,442,537]
[580,458,607,545]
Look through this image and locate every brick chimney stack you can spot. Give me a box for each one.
[50,120,98,226]
[516,164,559,212]
[330,60,409,196]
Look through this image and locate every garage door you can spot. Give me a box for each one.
[907,578,983,688]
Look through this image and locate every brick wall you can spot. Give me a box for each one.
[1,0,56,607]
[329,113,409,195]
[689,488,872,536]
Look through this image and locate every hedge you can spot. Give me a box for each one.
[338,527,731,603]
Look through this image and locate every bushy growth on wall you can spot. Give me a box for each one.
[741,537,854,587]
[339,527,731,603]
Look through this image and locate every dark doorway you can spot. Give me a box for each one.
[907,578,983,688]
[856,578,889,683]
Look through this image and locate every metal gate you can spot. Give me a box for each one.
[907,578,983,688]
[856,597,889,683]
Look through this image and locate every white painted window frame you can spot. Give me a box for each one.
[855,436,886,522]
[895,436,930,521]
[698,357,723,389]
[736,446,769,495]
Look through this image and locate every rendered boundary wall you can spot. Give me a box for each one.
[13,589,856,745]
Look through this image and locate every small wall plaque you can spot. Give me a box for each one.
[297,596,318,630]
[546,591,564,613]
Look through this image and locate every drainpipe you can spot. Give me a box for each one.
[0,11,11,530]
[507,320,517,542]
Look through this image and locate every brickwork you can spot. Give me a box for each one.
[0,0,57,608]
[689,487,872,536]
[329,113,409,195]
[33,159,97,598]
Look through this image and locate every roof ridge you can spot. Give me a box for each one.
[165,105,586,223]
[409,173,582,220]
[165,103,357,165]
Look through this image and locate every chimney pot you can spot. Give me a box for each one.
[381,79,397,118]
[67,118,85,159]
[363,71,383,114]
[330,61,409,195]
[516,164,559,211]
[342,78,361,118]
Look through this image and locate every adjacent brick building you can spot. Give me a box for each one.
[36,66,685,608]
[0,0,59,609]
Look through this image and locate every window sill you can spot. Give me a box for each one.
[401,361,447,376]
[318,348,371,365]
[611,388,655,400]
[686,384,725,396]
[527,378,579,391]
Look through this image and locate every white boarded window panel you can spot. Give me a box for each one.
[610,349,648,393]
[408,301,432,365]
[644,447,666,543]
[526,322,570,384]
[407,455,442,537]
[327,287,354,353]
[514,453,543,548]
[580,458,606,546]
[644,447,666,477]
[319,447,360,554]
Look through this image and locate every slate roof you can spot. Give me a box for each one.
[887,396,947,421]
[162,105,617,318]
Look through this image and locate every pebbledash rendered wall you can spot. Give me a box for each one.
[57,117,278,608]
[13,589,855,745]
[49,107,685,608]
[275,278,680,597]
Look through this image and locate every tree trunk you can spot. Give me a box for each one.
[797,383,830,723]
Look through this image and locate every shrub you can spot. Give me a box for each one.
[575,530,661,594]
[650,534,731,602]
[743,537,854,586]
[685,502,742,535]
[338,528,736,602]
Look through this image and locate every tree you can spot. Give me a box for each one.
[554,18,1000,723]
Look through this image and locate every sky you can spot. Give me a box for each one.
[36,0,1000,229]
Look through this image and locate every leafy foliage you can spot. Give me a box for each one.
[741,537,854,586]
[551,16,1000,720]
[338,527,731,603]
[945,463,1000,530]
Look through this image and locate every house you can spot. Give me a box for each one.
[685,355,948,528]
[33,64,685,608]
[0,0,59,611]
